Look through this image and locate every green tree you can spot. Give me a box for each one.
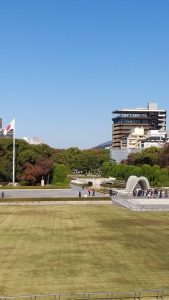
[101,162,114,177]
[52,164,68,185]
[126,147,160,166]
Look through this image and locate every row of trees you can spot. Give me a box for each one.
[124,145,169,167]
[1,137,169,187]
[101,162,169,187]
[102,144,169,187]
[0,138,109,185]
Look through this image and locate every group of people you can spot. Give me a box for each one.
[78,186,95,197]
[133,188,168,198]
[87,188,95,196]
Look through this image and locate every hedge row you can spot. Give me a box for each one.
[0,197,111,202]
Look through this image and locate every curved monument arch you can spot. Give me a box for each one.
[125,175,150,193]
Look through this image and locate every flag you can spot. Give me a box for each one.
[3,119,15,136]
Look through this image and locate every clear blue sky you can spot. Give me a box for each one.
[0,0,169,149]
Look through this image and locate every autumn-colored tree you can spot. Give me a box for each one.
[36,158,53,184]
[158,144,169,167]
[20,163,44,184]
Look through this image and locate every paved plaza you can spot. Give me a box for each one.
[112,194,169,211]
[1,185,169,211]
[0,185,103,198]
[131,197,169,210]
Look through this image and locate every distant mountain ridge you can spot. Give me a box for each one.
[93,140,112,149]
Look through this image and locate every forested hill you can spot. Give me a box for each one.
[93,141,112,149]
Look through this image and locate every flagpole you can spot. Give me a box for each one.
[12,119,15,185]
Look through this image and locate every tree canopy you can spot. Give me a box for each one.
[102,145,169,187]
[0,138,110,185]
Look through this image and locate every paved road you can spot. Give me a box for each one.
[0,185,104,198]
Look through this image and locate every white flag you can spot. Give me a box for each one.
[3,119,15,136]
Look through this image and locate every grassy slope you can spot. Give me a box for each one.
[0,205,169,295]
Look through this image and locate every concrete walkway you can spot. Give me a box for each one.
[131,197,169,210]
[0,200,112,206]
[112,194,169,211]
[0,185,104,198]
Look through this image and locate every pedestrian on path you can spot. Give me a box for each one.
[1,191,4,198]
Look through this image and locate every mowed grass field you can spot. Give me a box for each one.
[0,205,169,296]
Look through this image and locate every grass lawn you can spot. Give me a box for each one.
[0,205,169,296]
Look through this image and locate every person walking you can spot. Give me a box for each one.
[159,190,162,198]
[1,191,4,199]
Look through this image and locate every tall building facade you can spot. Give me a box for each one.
[112,102,167,149]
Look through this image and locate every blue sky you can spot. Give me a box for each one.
[0,0,169,149]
